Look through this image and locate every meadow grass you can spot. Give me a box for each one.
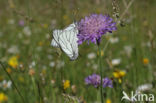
[0,0,156,103]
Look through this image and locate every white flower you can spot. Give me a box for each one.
[7,45,19,54]
[109,37,119,44]
[111,58,121,66]
[136,84,152,93]
[0,80,12,90]
[31,61,36,66]
[124,45,132,57]
[92,64,98,70]
[51,80,55,84]
[87,52,96,59]
[46,33,50,39]
[29,61,36,68]
[56,61,64,69]
[23,26,31,36]
[7,81,12,88]
[49,62,55,67]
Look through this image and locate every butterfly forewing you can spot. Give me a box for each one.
[51,23,79,60]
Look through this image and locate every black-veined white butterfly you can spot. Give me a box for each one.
[51,23,79,60]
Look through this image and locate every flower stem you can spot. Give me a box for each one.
[0,61,26,103]
[98,45,104,103]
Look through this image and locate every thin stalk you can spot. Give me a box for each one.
[98,45,104,103]
[0,61,26,103]
[36,81,44,103]
[31,77,39,102]
[97,38,110,103]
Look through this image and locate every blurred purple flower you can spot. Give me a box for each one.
[102,77,113,88]
[77,14,117,44]
[85,74,101,88]
[18,20,25,26]
[85,74,113,88]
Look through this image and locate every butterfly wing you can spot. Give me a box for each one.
[69,25,79,60]
[58,23,79,60]
[51,23,79,60]
[51,30,62,47]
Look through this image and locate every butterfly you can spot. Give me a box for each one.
[51,23,79,60]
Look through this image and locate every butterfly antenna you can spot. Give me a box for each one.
[72,8,79,24]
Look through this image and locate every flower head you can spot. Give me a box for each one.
[136,84,152,93]
[85,74,113,88]
[0,93,8,102]
[8,56,18,68]
[85,74,101,87]
[77,14,117,44]
[0,80,12,90]
[113,70,126,83]
[106,99,112,103]
[18,20,25,26]
[28,69,35,76]
[113,70,126,78]
[102,77,113,88]
[63,80,70,90]
[97,50,104,57]
[143,58,149,65]
[111,58,121,66]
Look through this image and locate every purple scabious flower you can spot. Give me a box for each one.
[85,74,113,88]
[18,20,25,26]
[77,14,117,44]
[102,77,113,88]
[85,74,101,88]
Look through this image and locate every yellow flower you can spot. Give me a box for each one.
[113,70,126,83]
[113,70,126,78]
[143,58,149,65]
[106,99,111,103]
[0,93,8,102]
[97,51,104,57]
[63,80,70,90]
[118,79,122,83]
[8,56,18,68]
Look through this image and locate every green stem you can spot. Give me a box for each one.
[0,61,26,103]
[31,77,38,102]
[98,45,104,103]
[97,38,110,103]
